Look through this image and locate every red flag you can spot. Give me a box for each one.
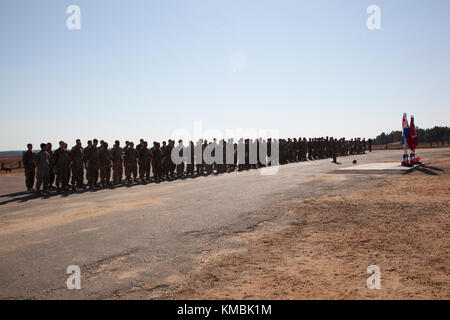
[408,116,418,152]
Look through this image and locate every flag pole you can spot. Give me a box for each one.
[401,113,408,166]
[409,114,420,164]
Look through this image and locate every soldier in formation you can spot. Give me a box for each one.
[35,143,50,194]
[71,139,85,190]
[124,142,138,183]
[110,140,123,185]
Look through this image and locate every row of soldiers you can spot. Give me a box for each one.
[22,137,370,194]
[279,137,371,164]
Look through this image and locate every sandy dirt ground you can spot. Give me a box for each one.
[164,156,450,299]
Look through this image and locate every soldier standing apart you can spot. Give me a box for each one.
[124,142,138,183]
[70,139,85,190]
[22,143,35,191]
[110,140,123,185]
[35,143,50,194]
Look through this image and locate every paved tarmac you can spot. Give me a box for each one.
[0,148,448,299]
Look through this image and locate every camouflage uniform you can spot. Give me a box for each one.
[22,150,35,190]
[47,149,55,188]
[53,147,71,190]
[110,145,123,184]
[70,146,84,188]
[83,144,91,182]
[98,146,112,186]
[151,146,163,181]
[138,146,151,181]
[124,147,138,182]
[35,150,50,192]
[87,145,99,187]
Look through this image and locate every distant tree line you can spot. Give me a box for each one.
[373,126,450,145]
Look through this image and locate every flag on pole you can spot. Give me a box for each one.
[408,115,420,163]
[401,113,409,166]
[408,115,418,152]
[402,113,410,148]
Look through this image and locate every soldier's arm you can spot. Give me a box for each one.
[22,152,27,168]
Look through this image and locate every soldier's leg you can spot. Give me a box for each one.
[86,165,91,186]
[145,163,150,181]
[48,169,55,188]
[26,170,34,190]
[79,166,85,187]
[107,167,111,185]
[89,167,94,186]
[64,168,70,189]
[61,172,68,190]
[42,171,49,192]
[25,171,31,190]
[144,162,149,180]
[55,169,61,190]
[112,165,118,184]
[74,166,81,188]
[103,167,108,185]
[89,167,95,186]
[139,163,145,181]
[155,163,161,180]
[71,166,76,186]
[92,166,98,186]
[67,167,72,187]
[93,167,99,186]
[147,162,151,181]
[99,168,105,186]
[152,162,158,180]
[59,171,65,189]
[118,165,123,184]
[133,164,138,181]
[117,168,121,184]
[35,172,42,192]
[125,165,131,182]
[158,163,162,180]
[112,164,118,184]
[153,164,158,180]
[87,166,92,187]
[101,167,106,185]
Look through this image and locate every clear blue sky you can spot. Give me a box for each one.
[1,0,449,150]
